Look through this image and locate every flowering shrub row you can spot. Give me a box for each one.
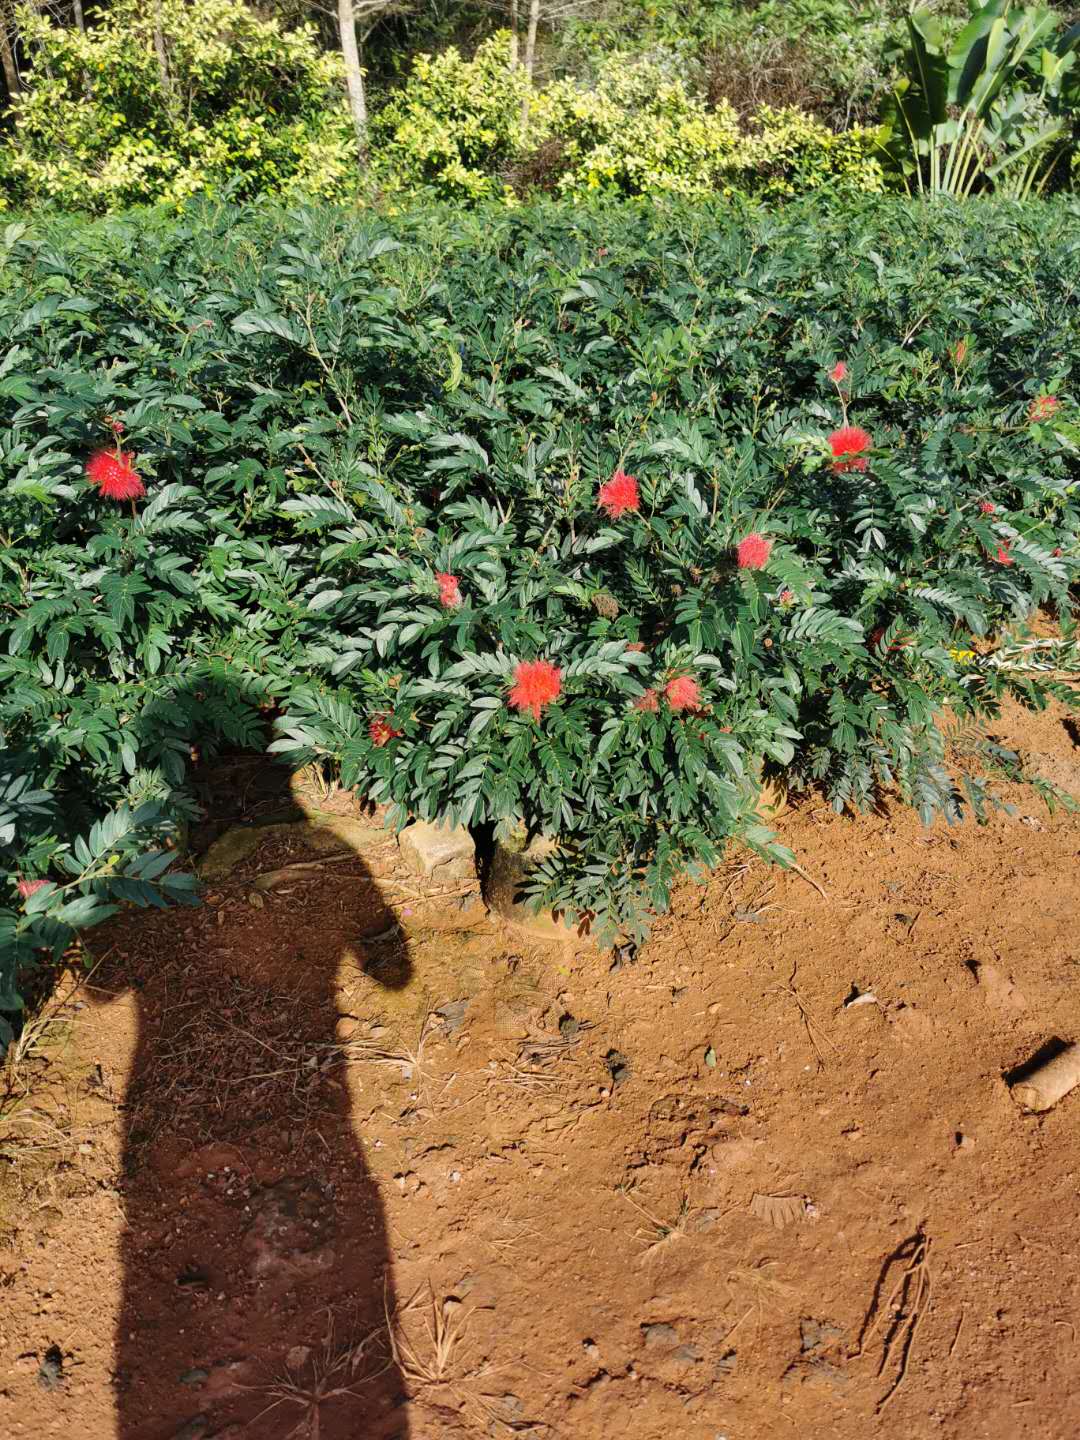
[1,195,1079,1030]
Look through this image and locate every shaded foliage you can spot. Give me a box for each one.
[1,195,1079,1025]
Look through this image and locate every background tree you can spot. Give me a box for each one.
[1,0,356,209]
[331,0,413,164]
[0,2,21,106]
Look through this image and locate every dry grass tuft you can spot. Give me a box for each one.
[620,1188,694,1262]
[384,1280,529,1433]
[248,1308,392,1439]
[340,1014,446,1115]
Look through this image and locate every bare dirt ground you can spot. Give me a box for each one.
[3,698,1080,1440]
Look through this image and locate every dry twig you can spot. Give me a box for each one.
[766,960,838,1070]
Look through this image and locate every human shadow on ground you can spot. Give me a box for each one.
[93,755,411,1440]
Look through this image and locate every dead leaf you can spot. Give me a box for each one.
[750,1192,806,1229]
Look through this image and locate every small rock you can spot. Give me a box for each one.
[843,991,878,1009]
[171,1419,209,1440]
[605,1050,631,1088]
[642,1323,677,1349]
[285,1345,311,1371]
[179,1368,209,1387]
[435,998,470,1035]
[398,820,476,884]
[37,1346,64,1391]
[609,942,637,972]
[800,1318,843,1353]
[784,1355,849,1392]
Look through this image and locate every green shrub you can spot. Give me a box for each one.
[0,0,355,212]
[531,56,744,197]
[557,0,938,126]
[740,106,886,198]
[371,33,530,201]
[375,42,887,202]
[1,196,1079,1029]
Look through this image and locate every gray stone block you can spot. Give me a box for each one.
[398,820,476,883]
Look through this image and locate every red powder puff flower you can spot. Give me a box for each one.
[597,469,640,518]
[86,450,145,501]
[633,689,659,712]
[828,426,872,473]
[436,571,462,608]
[737,533,773,570]
[508,659,562,721]
[369,715,402,747]
[829,361,847,383]
[625,641,646,653]
[665,675,701,712]
[1029,394,1059,423]
[994,543,1014,566]
[979,501,995,514]
[1054,547,1063,557]
[779,588,794,605]
[16,878,47,900]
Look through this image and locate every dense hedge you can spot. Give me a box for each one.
[0,0,355,213]
[2,196,1079,1028]
[372,36,886,202]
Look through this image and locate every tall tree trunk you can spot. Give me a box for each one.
[337,0,368,168]
[152,0,171,99]
[508,0,519,69]
[71,0,91,98]
[0,4,21,104]
[520,0,540,135]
